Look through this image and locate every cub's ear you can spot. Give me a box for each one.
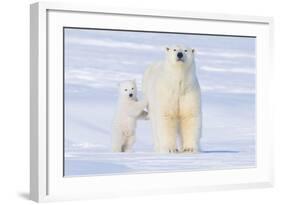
[191,48,195,53]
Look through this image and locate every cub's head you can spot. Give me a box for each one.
[118,80,137,100]
[165,45,195,67]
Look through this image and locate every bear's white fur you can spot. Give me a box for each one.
[112,80,148,152]
[142,45,201,153]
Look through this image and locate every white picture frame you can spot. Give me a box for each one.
[30,1,274,202]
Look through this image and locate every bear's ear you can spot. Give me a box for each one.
[191,48,195,53]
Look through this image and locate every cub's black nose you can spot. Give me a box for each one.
[129,93,133,97]
[177,52,183,59]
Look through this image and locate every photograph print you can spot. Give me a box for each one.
[64,28,256,176]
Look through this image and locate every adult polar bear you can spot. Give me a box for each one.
[143,45,201,153]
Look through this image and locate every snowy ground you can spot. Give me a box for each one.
[64,28,256,176]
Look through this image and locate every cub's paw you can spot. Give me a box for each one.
[139,110,150,120]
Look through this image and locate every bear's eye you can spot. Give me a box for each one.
[173,49,177,51]
[124,89,128,91]
[184,50,188,52]
[132,88,134,90]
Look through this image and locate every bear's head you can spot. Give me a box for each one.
[165,45,195,67]
[118,80,137,101]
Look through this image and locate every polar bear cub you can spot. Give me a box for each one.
[112,80,148,152]
[142,45,202,153]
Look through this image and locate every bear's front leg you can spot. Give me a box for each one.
[157,115,178,153]
[123,134,136,152]
[112,129,125,152]
[180,116,201,153]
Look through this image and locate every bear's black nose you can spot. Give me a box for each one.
[177,52,183,59]
[129,93,133,97]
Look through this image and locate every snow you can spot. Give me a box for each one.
[64,28,256,176]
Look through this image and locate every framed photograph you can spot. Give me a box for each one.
[30,2,274,202]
